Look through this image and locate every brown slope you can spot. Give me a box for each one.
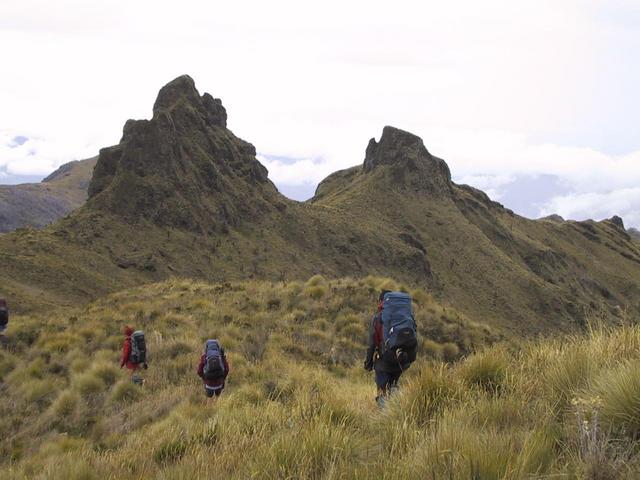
[0,157,97,232]
[0,76,427,313]
[1,75,638,338]
[312,126,640,334]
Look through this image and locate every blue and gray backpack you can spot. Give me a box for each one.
[380,292,418,365]
[203,339,225,380]
[129,330,146,364]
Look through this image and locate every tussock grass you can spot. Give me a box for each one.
[596,359,640,438]
[2,277,640,478]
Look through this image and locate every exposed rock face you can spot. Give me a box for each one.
[608,215,625,230]
[363,126,452,195]
[152,75,227,128]
[88,74,279,233]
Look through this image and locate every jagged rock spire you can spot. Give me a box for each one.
[87,75,279,233]
[362,126,452,195]
[152,74,227,128]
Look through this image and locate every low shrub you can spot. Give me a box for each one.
[90,362,120,386]
[596,359,640,438]
[20,378,56,405]
[422,339,443,360]
[442,342,461,362]
[109,380,142,404]
[73,372,106,396]
[154,438,188,465]
[544,346,596,407]
[459,351,507,392]
[305,285,327,300]
[306,275,326,287]
[50,389,81,418]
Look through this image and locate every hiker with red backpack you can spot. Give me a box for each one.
[197,339,229,401]
[120,326,148,385]
[364,290,418,406]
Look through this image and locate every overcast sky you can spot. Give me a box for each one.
[1,0,639,228]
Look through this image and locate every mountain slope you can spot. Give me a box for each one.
[0,75,639,336]
[312,127,640,332]
[2,277,640,478]
[0,157,96,232]
[0,76,428,314]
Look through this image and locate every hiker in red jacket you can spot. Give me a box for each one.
[120,326,147,384]
[197,339,229,402]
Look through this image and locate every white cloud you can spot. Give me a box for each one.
[0,0,639,227]
[0,129,96,176]
[540,188,640,228]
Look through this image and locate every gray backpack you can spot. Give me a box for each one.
[203,340,225,380]
[129,330,146,364]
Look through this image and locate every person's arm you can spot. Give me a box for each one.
[364,315,376,370]
[197,354,205,378]
[120,339,130,368]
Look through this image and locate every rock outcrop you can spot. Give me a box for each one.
[88,75,280,233]
[362,126,452,195]
[607,215,625,230]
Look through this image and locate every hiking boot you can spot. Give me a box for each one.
[132,375,144,385]
[376,395,386,408]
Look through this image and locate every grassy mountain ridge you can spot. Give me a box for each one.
[0,157,96,233]
[311,133,640,333]
[2,276,640,478]
[0,75,638,336]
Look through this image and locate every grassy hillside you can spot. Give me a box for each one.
[0,75,639,339]
[312,140,640,334]
[0,157,96,233]
[0,276,496,478]
[2,276,640,478]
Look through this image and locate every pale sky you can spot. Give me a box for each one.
[1,0,639,228]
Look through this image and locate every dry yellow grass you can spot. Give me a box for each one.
[1,277,639,479]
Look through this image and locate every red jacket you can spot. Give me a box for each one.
[120,335,139,370]
[372,303,384,350]
[197,352,229,388]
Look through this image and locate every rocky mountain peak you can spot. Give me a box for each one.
[152,74,227,128]
[87,75,279,233]
[608,215,625,230]
[362,126,452,195]
[363,126,425,172]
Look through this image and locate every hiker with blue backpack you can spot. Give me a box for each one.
[197,339,230,402]
[120,326,148,385]
[364,290,418,406]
